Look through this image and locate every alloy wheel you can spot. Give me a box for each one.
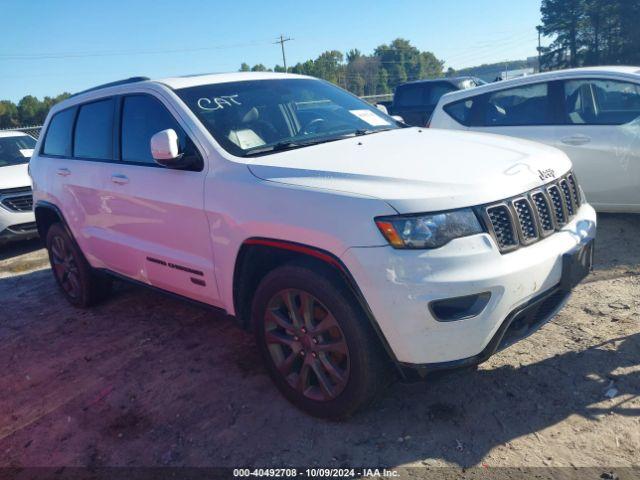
[50,235,81,299]
[264,289,350,401]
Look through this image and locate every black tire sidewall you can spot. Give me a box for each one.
[252,264,386,419]
[46,223,93,307]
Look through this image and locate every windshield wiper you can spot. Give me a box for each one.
[244,136,350,156]
[244,128,395,156]
[244,140,308,156]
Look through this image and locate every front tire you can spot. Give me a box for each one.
[252,264,392,419]
[45,223,111,307]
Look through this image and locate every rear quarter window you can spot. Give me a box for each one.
[42,108,76,157]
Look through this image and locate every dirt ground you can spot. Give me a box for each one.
[0,214,638,471]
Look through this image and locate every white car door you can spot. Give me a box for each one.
[100,93,219,305]
[552,78,640,212]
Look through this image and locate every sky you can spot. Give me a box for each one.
[1,0,546,102]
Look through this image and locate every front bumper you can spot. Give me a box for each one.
[341,203,597,366]
[0,208,37,244]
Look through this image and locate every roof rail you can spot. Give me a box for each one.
[71,76,150,97]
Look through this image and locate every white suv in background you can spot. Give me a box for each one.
[30,73,596,418]
[430,66,640,213]
[0,131,38,245]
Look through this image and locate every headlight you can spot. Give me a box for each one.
[375,208,483,249]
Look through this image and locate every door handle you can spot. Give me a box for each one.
[56,168,71,177]
[561,134,591,146]
[111,174,129,185]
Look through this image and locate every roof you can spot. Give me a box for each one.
[156,71,311,90]
[398,76,477,87]
[437,65,640,104]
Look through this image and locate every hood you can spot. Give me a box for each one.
[0,163,31,191]
[247,128,572,213]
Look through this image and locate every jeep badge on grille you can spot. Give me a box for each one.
[538,168,555,181]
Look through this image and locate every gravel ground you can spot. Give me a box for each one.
[0,214,638,471]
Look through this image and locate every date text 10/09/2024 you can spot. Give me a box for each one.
[233,468,400,478]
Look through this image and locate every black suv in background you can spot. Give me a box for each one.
[388,76,485,126]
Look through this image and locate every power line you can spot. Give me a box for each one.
[0,39,273,61]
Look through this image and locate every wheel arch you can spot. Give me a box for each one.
[232,237,399,365]
[34,200,68,240]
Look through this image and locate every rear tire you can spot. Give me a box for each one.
[252,263,393,419]
[45,223,111,307]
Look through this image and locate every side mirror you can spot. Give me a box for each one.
[392,115,405,123]
[151,129,181,167]
[375,104,389,115]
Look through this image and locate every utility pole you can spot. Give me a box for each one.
[536,25,542,72]
[274,34,292,73]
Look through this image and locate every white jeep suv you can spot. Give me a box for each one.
[30,73,596,418]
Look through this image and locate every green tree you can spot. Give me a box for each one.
[0,101,19,128]
[540,0,640,69]
[17,95,44,125]
[239,62,251,71]
[250,64,269,72]
[541,0,583,67]
[374,38,443,91]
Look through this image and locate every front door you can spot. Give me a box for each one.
[100,93,219,305]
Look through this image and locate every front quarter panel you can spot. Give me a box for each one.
[204,162,396,314]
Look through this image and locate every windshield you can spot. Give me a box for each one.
[175,78,400,156]
[0,134,36,167]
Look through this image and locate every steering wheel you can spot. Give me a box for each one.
[301,118,326,135]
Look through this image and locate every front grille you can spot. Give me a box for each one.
[566,173,581,209]
[547,185,566,226]
[481,171,582,253]
[531,191,554,234]
[1,189,33,212]
[512,198,537,242]
[559,179,575,216]
[486,205,518,250]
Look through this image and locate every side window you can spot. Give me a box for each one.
[444,97,478,126]
[483,83,551,126]
[394,85,424,107]
[42,108,76,156]
[425,83,456,105]
[121,95,188,164]
[74,99,115,160]
[564,79,640,125]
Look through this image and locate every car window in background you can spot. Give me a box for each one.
[74,99,115,160]
[176,78,398,157]
[396,82,457,107]
[42,108,76,157]
[395,85,424,107]
[444,98,477,126]
[121,95,188,164]
[0,135,37,167]
[483,82,551,126]
[425,83,457,105]
[564,79,640,125]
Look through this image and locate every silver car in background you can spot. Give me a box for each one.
[430,66,640,213]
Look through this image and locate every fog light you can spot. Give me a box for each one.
[429,292,491,322]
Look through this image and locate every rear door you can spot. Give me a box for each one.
[100,93,218,304]
[552,77,640,211]
[39,100,117,268]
